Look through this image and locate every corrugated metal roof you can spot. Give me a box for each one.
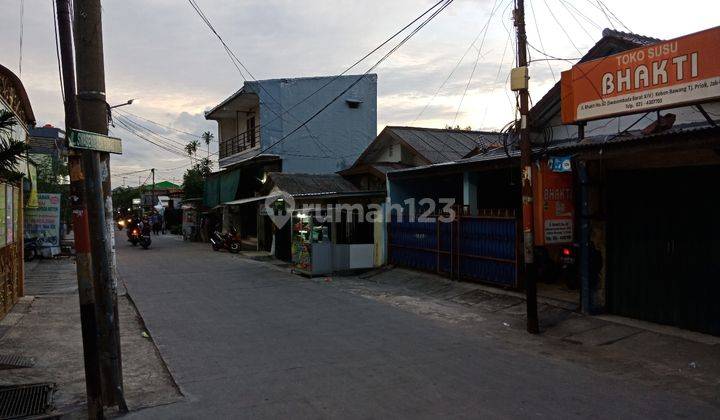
[387,126,503,164]
[600,28,662,46]
[549,123,720,152]
[267,172,359,195]
[388,123,720,177]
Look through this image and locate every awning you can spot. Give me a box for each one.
[223,194,281,206]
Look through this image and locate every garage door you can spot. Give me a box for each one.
[607,165,720,336]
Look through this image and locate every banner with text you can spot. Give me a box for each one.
[24,193,61,248]
[561,26,720,124]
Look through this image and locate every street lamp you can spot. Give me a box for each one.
[109,98,136,109]
[107,99,136,126]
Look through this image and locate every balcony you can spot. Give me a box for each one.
[219,128,260,160]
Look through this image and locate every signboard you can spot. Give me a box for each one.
[69,129,123,154]
[24,193,62,251]
[561,26,720,124]
[548,156,572,173]
[534,160,574,245]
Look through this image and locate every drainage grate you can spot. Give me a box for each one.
[0,383,56,419]
[0,355,36,370]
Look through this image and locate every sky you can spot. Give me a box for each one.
[0,0,717,186]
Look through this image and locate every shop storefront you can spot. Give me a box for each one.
[0,63,36,320]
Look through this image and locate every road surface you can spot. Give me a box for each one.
[118,233,718,418]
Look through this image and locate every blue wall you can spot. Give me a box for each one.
[246,74,377,174]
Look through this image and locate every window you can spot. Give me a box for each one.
[388,144,394,158]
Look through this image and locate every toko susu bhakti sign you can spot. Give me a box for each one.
[561,26,720,124]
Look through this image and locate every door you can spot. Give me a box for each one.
[607,165,720,335]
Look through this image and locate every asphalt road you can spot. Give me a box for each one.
[118,233,718,419]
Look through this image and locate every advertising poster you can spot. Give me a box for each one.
[534,160,574,245]
[24,193,62,252]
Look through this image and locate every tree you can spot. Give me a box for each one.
[185,139,200,159]
[201,131,213,158]
[182,157,213,199]
[111,185,141,213]
[0,110,28,182]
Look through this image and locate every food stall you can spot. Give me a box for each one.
[291,207,375,276]
[291,211,333,276]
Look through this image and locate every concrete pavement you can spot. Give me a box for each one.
[118,234,719,418]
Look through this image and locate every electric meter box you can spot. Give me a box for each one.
[510,66,529,91]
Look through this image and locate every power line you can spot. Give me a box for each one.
[187,0,334,158]
[556,0,594,42]
[254,0,455,157]
[557,0,602,31]
[480,27,513,128]
[596,0,631,32]
[51,0,65,101]
[114,118,198,160]
[115,109,203,139]
[115,113,193,150]
[527,0,555,83]
[188,0,451,154]
[411,0,507,125]
[452,0,503,125]
[18,0,24,76]
[542,0,583,55]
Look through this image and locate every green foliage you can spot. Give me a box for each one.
[184,139,200,157]
[182,157,213,199]
[0,110,28,182]
[112,185,141,212]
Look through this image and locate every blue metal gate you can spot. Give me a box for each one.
[388,210,518,287]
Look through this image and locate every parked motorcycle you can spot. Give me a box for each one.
[24,237,39,261]
[558,244,579,290]
[210,228,240,253]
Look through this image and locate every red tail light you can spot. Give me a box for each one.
[562,248,572,256]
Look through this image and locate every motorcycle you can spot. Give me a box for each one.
[24,237,39,261]
[558,244,579,290]
[128,226,141,246]
[117,217,131,231]
[128,224,152,249]
[210,228,240,253]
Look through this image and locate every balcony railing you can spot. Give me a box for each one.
[219,129,260,160]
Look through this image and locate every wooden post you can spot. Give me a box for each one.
[514,0,539,333]
[55,1,105,417]
[73,0,127,411]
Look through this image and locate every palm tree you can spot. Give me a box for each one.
[185,139,200,164]
[0,110,27,181]
[201,131,213,158]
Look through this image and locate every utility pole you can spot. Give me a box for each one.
[151,168,156,208]
[55,0,104,417]
[513,0,539,334]
[73,0,127,411]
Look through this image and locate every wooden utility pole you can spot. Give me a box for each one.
[151,168,156,208]
[513,0,539,334]
[55,0,104,417]
[73,0,127,411]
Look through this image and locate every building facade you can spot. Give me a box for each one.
[0,63,36,320]
[206,74,377,172]
[385,28,720,336]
